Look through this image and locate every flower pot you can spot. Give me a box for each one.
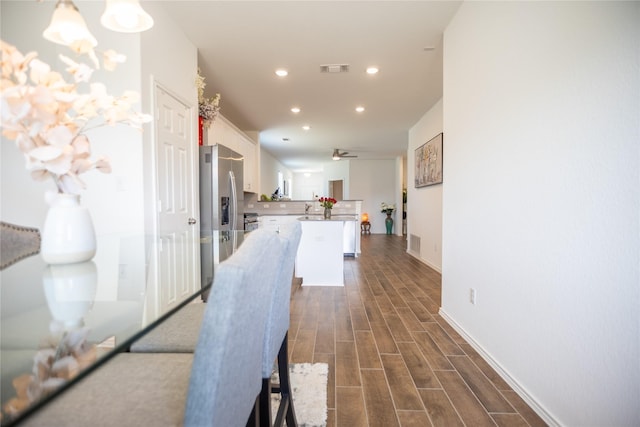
[41,194,96,264]
[385,213,393,235]
[324,208,332,219]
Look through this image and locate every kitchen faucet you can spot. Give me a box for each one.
[304,203,311,214]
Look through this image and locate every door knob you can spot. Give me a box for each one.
[188,218,197,225]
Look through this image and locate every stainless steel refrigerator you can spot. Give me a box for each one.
[199,144,244,295]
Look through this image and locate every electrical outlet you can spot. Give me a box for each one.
[469,288,476,305]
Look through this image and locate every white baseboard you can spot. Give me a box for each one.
[438,308,559,427]
[406,249,442,273]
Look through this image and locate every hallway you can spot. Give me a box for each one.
[288,234,547,427]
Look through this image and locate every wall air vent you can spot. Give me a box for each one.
[409,234,421,254]
[320,64,349,73]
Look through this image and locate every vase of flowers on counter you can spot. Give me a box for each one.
[319,197,337,219]
[381,202,396,235]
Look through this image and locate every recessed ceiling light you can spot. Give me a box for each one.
[275,69,288,77]
[302,125,310,131]
[355,106,365,113]
[291,107,301,113]
[366,67,379,75]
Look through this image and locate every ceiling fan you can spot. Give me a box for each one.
[332,149,357,160]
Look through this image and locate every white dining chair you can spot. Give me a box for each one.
[22,228,284,427]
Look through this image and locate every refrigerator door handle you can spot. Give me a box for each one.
[229,170,239,251]
[229,170,238,231]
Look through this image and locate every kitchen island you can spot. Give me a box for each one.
[295,215,357,286]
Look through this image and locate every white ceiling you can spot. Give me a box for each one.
[157,1,462,172]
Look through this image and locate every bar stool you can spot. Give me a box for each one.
[259,222,302,427]
[127,224,303,427]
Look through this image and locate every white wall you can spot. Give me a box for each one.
[323,159,350,200]
[260,148,292,198]
[350,160,396,234]
[441,2,639,426]
[407,99,443,272]
[292,172,324,201]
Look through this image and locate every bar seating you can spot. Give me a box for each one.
[259,222,302,427]
[23,228,284,427]
[128,224,303,427]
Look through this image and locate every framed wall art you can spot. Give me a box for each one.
[415,132,443,188]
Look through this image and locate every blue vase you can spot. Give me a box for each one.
[385,214,393,235]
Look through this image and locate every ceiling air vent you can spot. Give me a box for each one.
[320,64,349,73]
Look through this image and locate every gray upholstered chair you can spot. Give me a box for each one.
[259,222,302,427]
[23,228,284,427]
[128,224,303,427]
[0,221,41,270]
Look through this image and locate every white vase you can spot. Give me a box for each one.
[41,193,96,264]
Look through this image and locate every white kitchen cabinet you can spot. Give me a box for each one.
[239,136,257,193]
[207,118,225,146]
[296,219,347,286]
[221,121,239,154]
[207,114,259,193]
[207,116,239,153]
[343,220,356,255]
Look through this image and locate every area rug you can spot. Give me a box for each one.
[270,362,328,427]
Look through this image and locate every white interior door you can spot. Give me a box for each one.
[154,85,198,313]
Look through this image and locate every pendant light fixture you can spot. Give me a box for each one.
[43,0,97,47]
[101,0,154,33]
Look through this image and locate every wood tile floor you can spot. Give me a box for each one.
[288,234,547,427]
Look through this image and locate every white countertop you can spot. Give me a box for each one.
[297,215,357,221]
